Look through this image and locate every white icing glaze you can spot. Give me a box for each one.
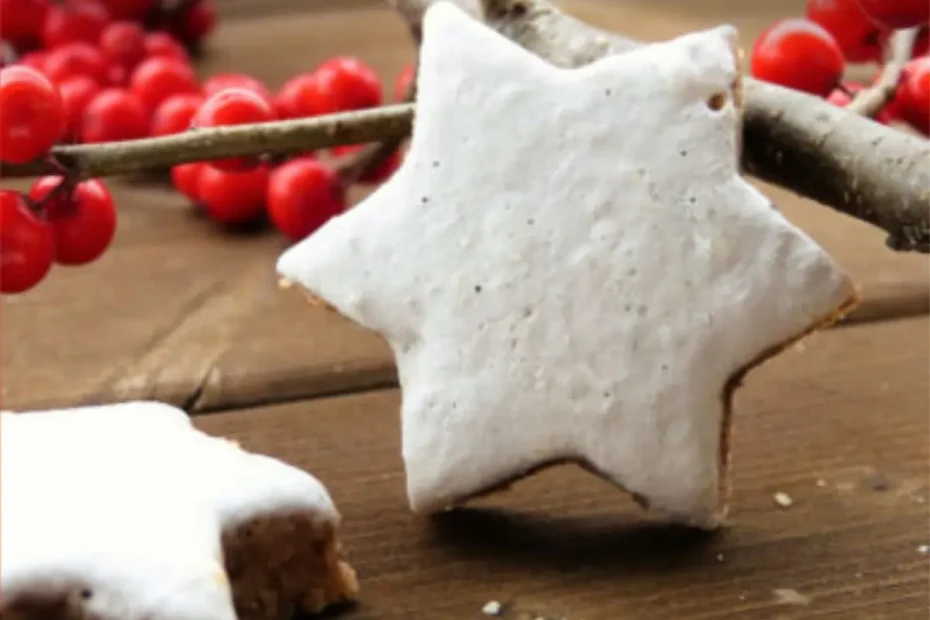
[276,3,856,528]
[1,401,339,619]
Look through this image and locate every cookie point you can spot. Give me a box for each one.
[423,0,470,31]
[275,244,305,286]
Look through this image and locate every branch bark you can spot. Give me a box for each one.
[0,106,413,180]
[476,0,929,253]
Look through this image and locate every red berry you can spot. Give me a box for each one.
[751,19,845,97]
[99,21,147,74]
[806,0,886,63]
[274,73,316,119]
[129,56,198,114]
[80,87,148,143]
[58,75,102,138]
[202,73,273,106]
[143,32,189,61]
[150,92,203,136]
[898,56,930,135]
[171,162,204,203]
[296,57,382,116]
[191,88,277,171]
[29,176,117,266]
[856,0,929,29]
[99,0,153,21]
[43,42,108,86]
[172,0,216,44]
[42,1,111,49]
[267,158,345,242]
[17,51,49,74]
[0,66,66,164]
[197,165,269,225]
[394,63,415,101]
[0,190,55,294]
[331,144,403,184]
[0,0,50,50]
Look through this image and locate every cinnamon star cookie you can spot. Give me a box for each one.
[276,2,858,528]
[0,401,357,620]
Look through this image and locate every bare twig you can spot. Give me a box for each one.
[847,28,918,117]
[0,106,413,180]
[474,0,930,252]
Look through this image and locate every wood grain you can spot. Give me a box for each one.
[2,1,926,413]
[194,316,930,619]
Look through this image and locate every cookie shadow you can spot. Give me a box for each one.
[428,507,718,576]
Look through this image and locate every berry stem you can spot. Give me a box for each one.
[26,174,74,216]
[846,28,918,117]
[0,105,414,180]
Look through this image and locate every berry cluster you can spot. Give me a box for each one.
[0,51,413,294]
[0,0,215,60]
[169,58,411,238]
[750,0,929,134]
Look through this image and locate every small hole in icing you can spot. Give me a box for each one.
[679,150,687,157]
[474,285,482,293]
[510,1,528,17]
[80,589,93,600]
[432,160,440,168]
[527,218,535,225]
[420,196,429,204]
[605,88,612,96]
[706,92,727,111]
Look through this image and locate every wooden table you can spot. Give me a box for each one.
[2,1,928,618]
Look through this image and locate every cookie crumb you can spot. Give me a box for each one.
[482,600,503,616]
[773,491,793,508]
[918,545,929,554]
[773,588,809,606]
[815,478,826,487]
[716,553,725,562]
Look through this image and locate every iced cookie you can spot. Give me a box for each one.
[0,401,357,620]
[276,3,858,529]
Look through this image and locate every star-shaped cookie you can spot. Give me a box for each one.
[277,2,858,529]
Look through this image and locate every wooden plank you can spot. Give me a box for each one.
[193,316,930,619]
[2,2,927,413]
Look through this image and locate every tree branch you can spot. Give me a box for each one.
[475,0,929,253]
[0,106,413,180]
[847,28,918,117]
